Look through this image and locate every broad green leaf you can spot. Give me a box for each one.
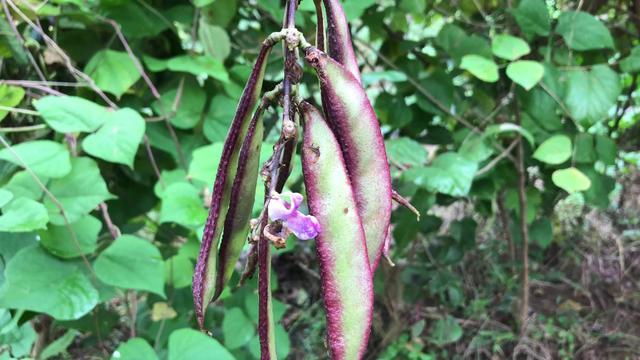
[94,235,165,297]
[581,167,615,209]
[385,138,428,168]
[573,134,596,164]
[530,218,552,249]
[0,312,36,358]
[45,157,114,225]
[429,316,463,345]
[415,71,456,115]
[198,20,231,61]
[40,329,78,359]
[552,167,591,193]
[361,71,408,87]
[0,197,48,232]
[159,182,207,228]
[168,328,235,360]
[34,96,109,133]
[39,215,101,259]
[533,135,572,165]
[3,171,43,200]
[203,95,235,143]
[153,80,206,129]
[512,0,550,37]
[0,140,71,178]
[0,84,25,121]
[459,134,493,163]
[166,55,229,83]
[200,0,237,27]
[111,338,158,360]
[84,50,141,98]
[342,0,376,21]
[620,45,640,73]
[222,308,255,350]
[165,253,193,289]
[143,56,168,72]
[556,11,614,51]
[103,2,168,39]
[188,143,223,184]
[595,135,617,165]
[82,108,146,167]
[460,55,499,82]
[403,152,478,196]
[0,188,12,207]
[0,245,98,320]
[564,65,621,126]
[436,24,492,63]
[491,34,530,60]
[506,61,544,90]
[154,169,188,198]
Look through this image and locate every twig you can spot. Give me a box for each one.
[0,135,95,278]
[0,105,39,116]
[512,97,530,335]
[99,202,120,239]
[6,0,116,108]
[1,0,47,82]
[0,124,47,133]
[497,189,516,271]
[475,138,519,177]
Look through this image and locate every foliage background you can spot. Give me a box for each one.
[0,0,639,359]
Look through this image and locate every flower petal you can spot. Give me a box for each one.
[268,192,304,221]
[286,211,321,240]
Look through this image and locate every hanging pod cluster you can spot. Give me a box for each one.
[192,1,414,358]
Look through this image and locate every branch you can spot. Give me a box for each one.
[1,0,47,82]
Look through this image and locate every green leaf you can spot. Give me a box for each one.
[44,157,114,225]
[154,169,188,198]
[581,167,615,209]
[530,218,552,249]
[39,215,101,259]
[165,253,193,289]
[0,84,25,121]
[403,152,478,196]
[533,135,572,165]
[94,235,165,297]
[153,80,206,129]
[484,123,535,146]
[385,138,428,168]
[342,0,376,21]
[82,108,146,167]
[188,143,223,184]
[512,0,550,37]
[168,328,235,360]
[111,338,158,360]
[40,329,78,359]
[564,65,621,126]
[84,50,141,98]
[203,95,235,143]
[552,167,591,193]
[595,135,617,165]
[222,308,255,350]
[506,60,544,90]
[491,34,530,60]
[200,0,237,27]
[620,45,640,73]
[361,71,408,87]
[0,140,71,178]
[198,20,231,61]
[103,2,168,39]
[34,96,109,133]
[0,197,48,232]
[459,134,493,163]
[0,245,98,320]
[556,11,614,51]
[460,55,499,82]
[166,55,229,83]
[159,182,207,228]
[573,133,596,164]
[3,170,43,200]
[0,188,13,207]
[429,316,463,345]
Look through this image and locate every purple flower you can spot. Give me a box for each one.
[268,191,320,240]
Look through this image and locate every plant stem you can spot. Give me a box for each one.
[513,97,530,334]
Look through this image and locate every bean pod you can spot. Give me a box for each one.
[305,47,393,271]
[300,102,373,360]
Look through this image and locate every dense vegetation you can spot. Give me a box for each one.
[0,0,639,359]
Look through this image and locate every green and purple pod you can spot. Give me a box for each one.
[322,0,361,82]
[305,47,392,271]
[214,106,264,301]
[193,45,271,328]
[300,102,373,359]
